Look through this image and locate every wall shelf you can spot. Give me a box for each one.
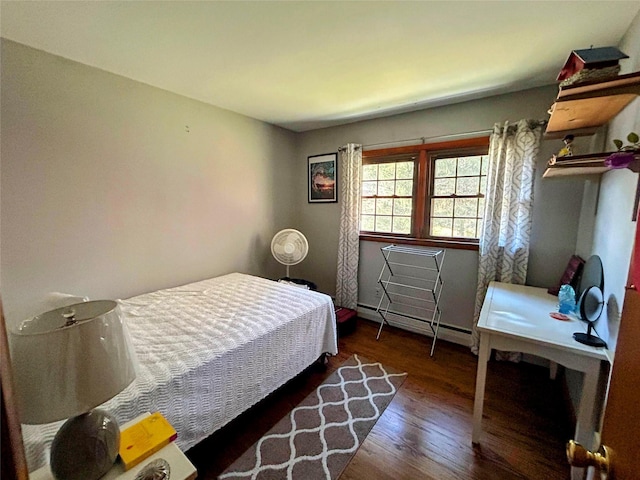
[543,69,640,221]
[545,71,640,139]
[543,69,640,182]
[543,152,640,178]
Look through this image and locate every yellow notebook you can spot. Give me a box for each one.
[119,412,178,470]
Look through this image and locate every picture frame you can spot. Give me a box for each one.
[308,153,337,203]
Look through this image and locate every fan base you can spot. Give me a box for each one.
[573,332,607,348]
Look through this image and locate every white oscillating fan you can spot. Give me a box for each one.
[271,229,309,278]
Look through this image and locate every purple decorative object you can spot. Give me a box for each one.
[605,151,635,169]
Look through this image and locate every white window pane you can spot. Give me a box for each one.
[378,181,395,196]
[362,181,377,196]
[395,180,413,196]
[392,216,411,234]
[454,198,478,218]
[431,218,452,237]
[396,161,414,179]
[376,198,393,215]
[432,198,453,217]
[361,215,375,231]
[362,164,378,181]
[361,198,375,215]
[453,218,477,238]
[393,198,412,216]
[434,158,456,178]
[457,156,481,176]
[376,216,392,232]
[434,178,455,196]
[378,163,395,180]
[456,177,479,195]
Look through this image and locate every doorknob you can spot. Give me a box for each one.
[567,440,614,478]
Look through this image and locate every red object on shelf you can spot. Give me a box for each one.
[335,307,357,336]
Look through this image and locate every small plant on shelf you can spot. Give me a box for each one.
[612,132,639,151]
[606,132,639,169]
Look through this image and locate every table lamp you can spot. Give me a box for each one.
[10,300,137,480]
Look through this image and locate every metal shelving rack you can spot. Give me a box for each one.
[375,244,445,356]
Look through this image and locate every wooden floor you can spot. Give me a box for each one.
[187,319,572,479]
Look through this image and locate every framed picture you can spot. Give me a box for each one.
[308,153,337,203]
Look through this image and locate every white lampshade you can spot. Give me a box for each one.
[10,300,137,425]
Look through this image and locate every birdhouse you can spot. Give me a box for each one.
[557,46,628,86]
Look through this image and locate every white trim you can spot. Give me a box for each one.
[356,305,471,347]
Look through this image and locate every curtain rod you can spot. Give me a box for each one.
[338,119,548,151]
[360,128,493,150]
[337,130,487,152]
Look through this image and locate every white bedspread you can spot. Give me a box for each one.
[21,273,338,471]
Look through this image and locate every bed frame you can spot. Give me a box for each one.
[18,273,338,472]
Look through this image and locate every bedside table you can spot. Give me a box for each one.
[30,414,197,480]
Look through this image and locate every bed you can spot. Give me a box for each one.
[20,272,338,471]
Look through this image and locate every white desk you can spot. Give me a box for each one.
[472,282,610,452]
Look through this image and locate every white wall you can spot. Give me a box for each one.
[597,11,640,324]
[0,40,298,327]
[575,12,640,350]
[562,12,640,413]
[295,85,585,336]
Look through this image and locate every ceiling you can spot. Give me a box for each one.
[1,1,639,132]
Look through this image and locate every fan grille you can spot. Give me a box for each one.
[271,229,308,266]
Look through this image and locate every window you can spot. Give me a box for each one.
[430,153,487,239]
[360,157,415,235]
[360,137,489,246]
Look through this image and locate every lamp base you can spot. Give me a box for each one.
[573,332,608,348]
[50,409,120,480]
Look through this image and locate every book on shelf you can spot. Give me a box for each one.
[118,411,178,470]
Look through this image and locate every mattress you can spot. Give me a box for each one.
[20,272,338,471]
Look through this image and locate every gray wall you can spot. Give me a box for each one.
[295,85,585,333]
[4,32,628,340]
[0,40,297,327]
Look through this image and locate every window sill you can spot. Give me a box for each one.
[359,234,479,251]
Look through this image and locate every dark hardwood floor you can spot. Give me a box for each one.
[187,319,572,479]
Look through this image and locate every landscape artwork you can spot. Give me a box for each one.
[308,153,337,203]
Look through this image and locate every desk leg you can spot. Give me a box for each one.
[472,333,490,444]
[575,364,599,450]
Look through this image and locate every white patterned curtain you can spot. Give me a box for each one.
[335,144,362,310]
[471,120,543,355]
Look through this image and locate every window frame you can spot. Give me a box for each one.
[360,153,418,237]
[359,137,490,251]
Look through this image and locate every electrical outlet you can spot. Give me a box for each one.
[375,287,382,297]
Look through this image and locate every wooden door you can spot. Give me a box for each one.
[598,287,640,478]
[568,287,639,478]
[1,301,29,480]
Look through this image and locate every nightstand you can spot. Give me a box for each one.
[29,414,197,480]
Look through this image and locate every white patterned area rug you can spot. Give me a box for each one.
[218,354,407,480]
